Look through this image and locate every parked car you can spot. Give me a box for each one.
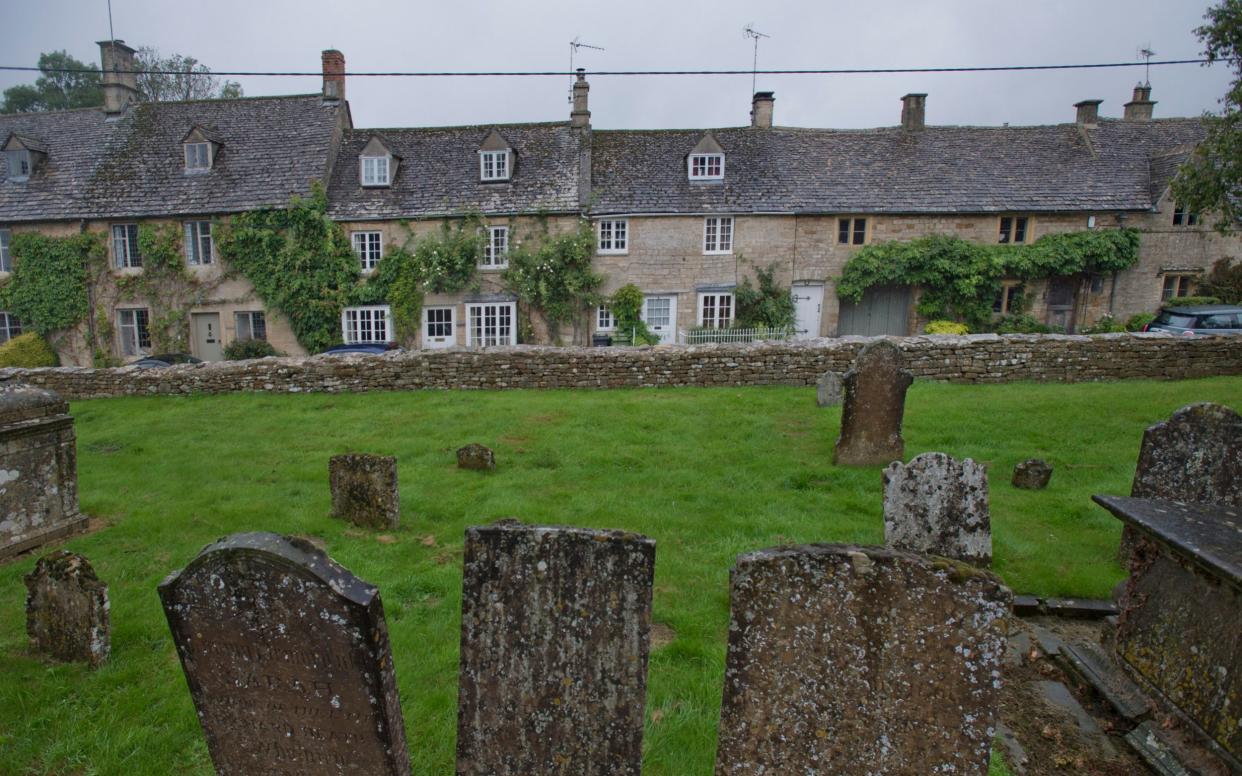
[131,353,203,368]
[1143,305,1242,336]
[319,342,401,356]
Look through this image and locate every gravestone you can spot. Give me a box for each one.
[0,384,86,560]
[883,452,992,566]
[1121,402,1242,562]
[833,340,913,466]
[24,550,110,666]
[328,453,399,529]
[159,532,410,775]
[816,371,842,407]
[1012,458,1053,490]
[456,443,496,471]
[457,520,655,776]
[715,544,1011,775]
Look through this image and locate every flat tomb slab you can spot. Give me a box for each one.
[1093,496,1242,588]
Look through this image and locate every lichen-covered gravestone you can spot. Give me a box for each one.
[159,532,410,775]
[0,384,86,560]
[883,452,992,566]
[1012,458,1053,490]
[715,544,1011,775]
[833,340,913,466]
[328,453,399,529]
[456,443,496,471]
[816,371,842,407]
[1121,402,1242,562]
[456,520,655,776]
[25,550,109,666]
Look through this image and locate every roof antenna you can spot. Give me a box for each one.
[1137,44,1156,86]
[107,0,115,41]
[569,37,605,101]
[743,24,770,98]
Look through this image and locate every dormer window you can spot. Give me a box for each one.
[180,126,221,174]
[357,136,399,188]
[480,150,510,181]
[689,154,724,180]
[185,142,210,171]
[3,134,47,182]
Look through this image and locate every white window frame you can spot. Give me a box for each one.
[0,312,23,344]
[341,305,393,344]
[6,150,31,181]
[481,226,509,269]
[698,292,734,329]
[466,302,517,347]
[703,216,733,254]
[183,221,213,265]
[423,305,456,347]
[117,308,151,357]
[479,150,511,181]
[184,142,211,171]
[596,305,615,331]
[0,229,10,272]
[688,153,724,181]
[112,224,141,268]
[234,311,267,342]
[351,231,383,272]
[597,219,628,254]
[360,155,390,187]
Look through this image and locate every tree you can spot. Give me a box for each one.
[1172,0,1242,231]
[135,48,243,102]
[1,51,101,113]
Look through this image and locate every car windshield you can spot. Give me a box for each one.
[1152,311,1196,328]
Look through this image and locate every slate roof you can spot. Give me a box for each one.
[590,119,1206,215]
[0,94,344,223]
[326,123,582,219]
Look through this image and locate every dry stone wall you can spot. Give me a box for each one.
[2,333,1240,400]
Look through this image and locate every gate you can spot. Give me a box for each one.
[836,285,911,336]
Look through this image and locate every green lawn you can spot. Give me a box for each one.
[2,377,1239,775]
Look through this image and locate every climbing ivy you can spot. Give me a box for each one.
[108,224,215,353]
[503,218,603,343]
[837,230,1140,330]
[0,232,98,336]
[609,283,660,345]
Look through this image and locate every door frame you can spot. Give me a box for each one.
[422,305,457,349]
[641,294,678,345]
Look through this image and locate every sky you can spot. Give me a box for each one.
[0,0,1233,131]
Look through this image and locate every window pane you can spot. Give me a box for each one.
[853,218,865,245]
[838,219,850,244]
[720,218,733,251]
[1,229,11,272]
[1014,217,1027,243]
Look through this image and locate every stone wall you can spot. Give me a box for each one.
[1,332,1239,400]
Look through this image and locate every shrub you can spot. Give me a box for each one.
[1079,313,1127,334]
[223,338,280,361]
[1165,295,1223,307]
[993,314,1051,334]
[609,284,660,345]
[734,262,795,329]
[1197,258,1242,304]
[0,332,59,367]
[924,320,969,335]
[1125,312,1156,331]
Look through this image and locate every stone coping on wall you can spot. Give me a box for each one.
[1,333,1240,400]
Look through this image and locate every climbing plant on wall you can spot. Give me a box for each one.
[503,218,603,343]
[836,230,1140,330]
[733,260,796,329]
[0,232,97,337]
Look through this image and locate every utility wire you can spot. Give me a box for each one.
[0,59,1211,78]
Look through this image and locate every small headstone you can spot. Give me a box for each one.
[24,550,109,666]
[456,520,655,776]
[159,532,410,775]
[328,453,399,529]
[833,340,913,466]
[816,370,842,407]
[456,443,496,471]
[883,452,992,566]
[1013,458,1053,490]
[715,544,1011,775]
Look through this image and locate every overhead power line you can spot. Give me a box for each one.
[0,59,1211,79]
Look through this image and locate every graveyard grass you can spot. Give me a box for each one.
[2,376,1240,775]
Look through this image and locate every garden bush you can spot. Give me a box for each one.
[1165,295,1223,307]
[1125,312,1156,331]
[0,332,58,367]
[992,314,1052,334]
[924,320,969,335]
[222,338,280,360]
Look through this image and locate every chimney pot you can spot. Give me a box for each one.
[1124,82,1155,121]
[97,39,139,116]
[571,69,591,129]
[1074,99,1103,126]
[900,93,927,131]
[321,49,346,102]
[750,91,775,128]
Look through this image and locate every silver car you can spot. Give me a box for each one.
[1145,305,1242,336]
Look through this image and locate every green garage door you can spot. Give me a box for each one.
[837,285,911,336]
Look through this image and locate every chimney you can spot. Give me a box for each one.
[97,40,138,116]
[571,69,591,128]
[321,49,345,102]
[1075,99,1103,126]
[900,93,926,131]
[1124,83,1155,121]
[751,92,775,128]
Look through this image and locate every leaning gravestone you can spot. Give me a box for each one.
[329,453,399,529]
[456,443,496,471]
[715,544,1011,775]
[816,371,842,407]
[1121,402,1242,563]
[159,532,410,775]
[833,340,913,466]
[883,452,992,566]
[25,550,110,666]
[457,520,655,776]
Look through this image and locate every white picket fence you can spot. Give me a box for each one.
[679,326,795,345]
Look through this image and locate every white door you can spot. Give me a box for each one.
[423,306,456,349]
[642,295,677,345]
[792,283,825,340]
[192,312,222,361]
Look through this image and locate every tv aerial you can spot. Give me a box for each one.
[1137,44,1156,86]
[744,24,771,97]
[570,37,605,99]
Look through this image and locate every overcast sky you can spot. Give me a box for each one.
[1,0,1233,130]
